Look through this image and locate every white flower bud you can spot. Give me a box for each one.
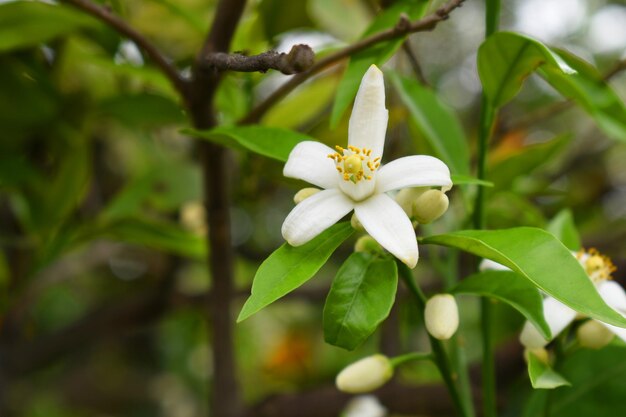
[424,294,459,340]
[519,321,549,349]
[354,235,382,254]
[293,187,320,204]
[395,188,427,217]
[335,355,393,393]
[412,189,449,224]
[343,395,386,417]
[577,320,614,349]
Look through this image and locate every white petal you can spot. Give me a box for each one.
[375,155,452,194]
[281,188,354,246]
[479,259,511,272]
[520,297,577,348]
[348,65,388,158]
[597,280,626,315]
[338,177,376,202]
[354,193,418,268]
[284,141,338,189]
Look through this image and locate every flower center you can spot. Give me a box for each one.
[328,145,380,184]
[576,248,616,284]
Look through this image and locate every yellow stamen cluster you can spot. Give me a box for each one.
[576,248,616,284]
[328,145,380,184]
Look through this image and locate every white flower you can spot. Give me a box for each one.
[336,354,393,393]
[424,294,460,340]
[281,65,452,268]
[480,250,626,349]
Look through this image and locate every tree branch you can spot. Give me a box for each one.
[240,0,465,124]
[199,44,314,75]
[60,0,188,97]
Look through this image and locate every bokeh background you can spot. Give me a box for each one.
[1,0,626,416]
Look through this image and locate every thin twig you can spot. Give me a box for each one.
[200,44,314,75]
[240,0,465,124]
[60,0,188,96]
[402,40,429,85]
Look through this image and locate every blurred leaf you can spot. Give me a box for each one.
[540,50,626,142]
[96,217,207,259]
[150,0,206,34]
[330,0,429,127]
[0,1,99,52]
[309,0,370,41]
[488,134,570,192]
[259,0,313,39]
[215,74,251,125]
[238,222,354,322]
[99,93,185,127]
[544,345,626,416]
[390,71,470,175]
[528,352,570,389]
[323,252,397,350]
[184,126,313,162]
[263,76,338,129]
[452,270,550,339]
[422,228,626,328]
[547,209,580,251]
[477,32,575,107]
[451,174,493,187]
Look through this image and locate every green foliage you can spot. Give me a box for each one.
[329,0,429,127]
[238,222,354,322]
[527,352,570,389]
[323,252,397,350]
[452,270,550,339]
[184,126,313,162]
[389,71,470,175]
[423,228,626,328]
[0,1,99,52]
[547,209,581,251]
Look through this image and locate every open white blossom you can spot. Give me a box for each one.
[281,65,452,268]
[480,249,626,349]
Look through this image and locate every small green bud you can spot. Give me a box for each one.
[354,235,382,254]
[524,347,549,364]
[577,320,614,349]
[412,190,449,224]
[395,188,427,217]
[336,354,393,393]
[293,187,320,204]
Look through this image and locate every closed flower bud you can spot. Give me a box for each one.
[577,320,614,349]
[336,354,393,393]
[412,190,449,224]
[395,188,427,217]
[424,294,459,340]
[293,187,320,204]
[354,235,382,254]
[523,347,549,364]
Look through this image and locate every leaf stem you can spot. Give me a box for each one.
[390,351,433,367]
[397,262,470,417]
[475,2,500,417]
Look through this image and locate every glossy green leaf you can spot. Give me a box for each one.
[528,351,570,389]
[422,228,626,328]
[238,222,354,322]
[451,174,494,187]
[329,0,429,127]
[547,209,581,251]
[323,252,397,350]
[183,126,313,162]
[452,270,550,339]
[390,72,470,175]
[0,1,99,52]
[477,32,574,107]
[539,49,626,142]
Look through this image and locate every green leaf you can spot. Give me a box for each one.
[422,228,626,328]
[389,72,470,175]
[238,222,354,322]
[452,270,550,339]
[528,351,570,389]
[99,93,186,127]
[183,126,313,162]
[0,1,99,52]
[329,0,429,127]
[547,209,581,251]
[323,253,397,350]
[477,32,574,107]
[451,174,494,187]
[539,49,626,142]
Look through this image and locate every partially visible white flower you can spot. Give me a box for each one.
[480,249,626,349]
[343,395,387,417]
[424,294,459,340]
[282,65,452,268]
[336,354,393,393]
